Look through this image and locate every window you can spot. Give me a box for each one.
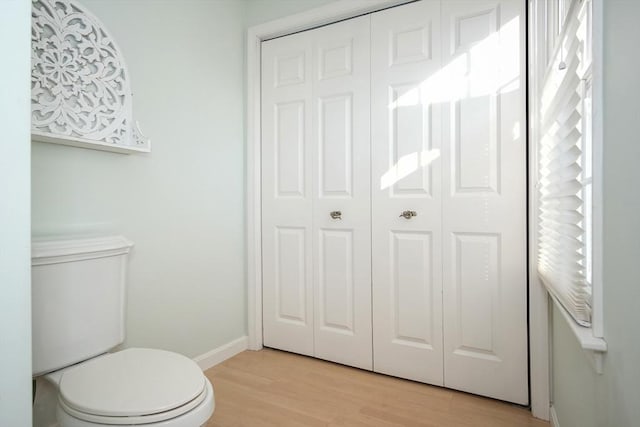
[538,0,594,327]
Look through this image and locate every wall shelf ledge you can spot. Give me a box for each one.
[31,0,150,154]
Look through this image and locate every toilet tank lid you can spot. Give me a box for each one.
[32,235,133,265]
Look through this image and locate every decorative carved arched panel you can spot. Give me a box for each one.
[31,0,150,153]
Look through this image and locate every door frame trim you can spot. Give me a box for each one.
[245,0,550,420]
[527,0,551,420]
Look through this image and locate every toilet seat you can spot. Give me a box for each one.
[57,348,213,425]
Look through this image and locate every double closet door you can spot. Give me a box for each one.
[261,0,528,405]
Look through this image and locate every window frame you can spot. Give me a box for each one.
[535,0,606,372]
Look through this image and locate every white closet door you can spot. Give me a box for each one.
[264,0,527,403]
[371,0,444,385]
[262,16,372,369]
[440,0,528,404]
[372,0,527,403]
[262,31,314,356]
[311,17,372,370]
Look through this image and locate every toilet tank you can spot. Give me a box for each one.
[31,236,133,376]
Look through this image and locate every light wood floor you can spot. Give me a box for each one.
[204,349,549,427]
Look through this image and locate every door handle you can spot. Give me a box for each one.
[330,211,342,220]
[399,210,417,219]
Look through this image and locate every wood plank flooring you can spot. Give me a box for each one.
[204,349,549,427]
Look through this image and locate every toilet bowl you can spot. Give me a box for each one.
[31,236,215,427]
[48,348,214,427]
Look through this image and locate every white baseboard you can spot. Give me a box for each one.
[550,406,560,427]
[193,336,248,371]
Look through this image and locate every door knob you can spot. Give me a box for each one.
[330,211,342,220]
[399,210,417,219]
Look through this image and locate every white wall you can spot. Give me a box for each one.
[245,0,338,27]
[0,1,32,425]
[551,304,599,426]
[30,0,342,365]
[32,0,247,358]
[552,1,640,426]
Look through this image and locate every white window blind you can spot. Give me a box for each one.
[538,0,592,327]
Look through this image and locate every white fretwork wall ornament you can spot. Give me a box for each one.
[31,0,150,153]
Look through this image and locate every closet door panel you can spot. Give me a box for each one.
[371,0,444,385]
[262,33,314,356]
[312,16,372,370]
[318,95,352,196]
[390,231,436,344]
[441,0,528,405]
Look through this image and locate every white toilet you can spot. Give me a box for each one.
[31,236,215,427]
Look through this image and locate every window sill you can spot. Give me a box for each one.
[550,292,607,374]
